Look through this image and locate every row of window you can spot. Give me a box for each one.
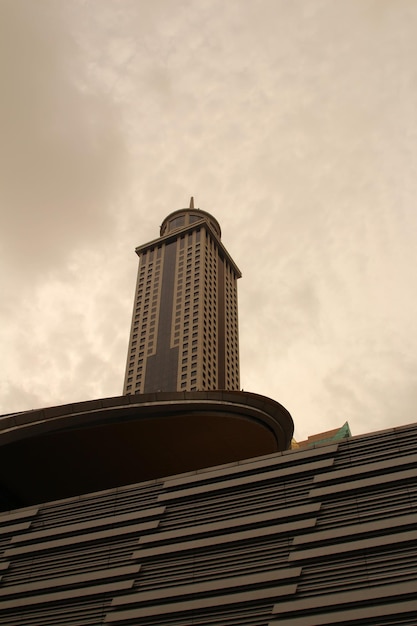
[178,237,217,390]
[126,252,163,392]
[174,243,200,363]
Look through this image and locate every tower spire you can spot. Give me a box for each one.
[189,196,194,209]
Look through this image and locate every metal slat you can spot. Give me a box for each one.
[11,506,165,544]
[309,467,417,499]
[0,509,38,525]
[105,584,297,622]
[5,519,160,557]
[132,517,317,561]
[112,567,301,607]
[165,445,339,489]
[0,564,140,598]
[292,513,417,546]
[159,458,334,502]
[0,579,134,611]
[140,503,321,546]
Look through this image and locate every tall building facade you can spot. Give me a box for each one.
[123,199,241,395]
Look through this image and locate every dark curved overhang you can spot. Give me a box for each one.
[0,390,293,511]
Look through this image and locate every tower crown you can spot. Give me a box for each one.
[160,208,221,238]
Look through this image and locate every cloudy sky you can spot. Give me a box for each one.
[1,0,416,441]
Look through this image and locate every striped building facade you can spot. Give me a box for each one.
[0,420,416,624]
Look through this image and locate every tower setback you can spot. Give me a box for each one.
[123,200,241,394]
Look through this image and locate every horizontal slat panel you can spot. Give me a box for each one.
[165,445,339,489]
[105,583,297,622]
[11,506,165,544]
[272,580,415,615]
[134,538,292,592]
[313,486,416,530]
[159,458,335,502]
[0,564,140,598]
[0,509,38,525]
[112,567,301,606]
[140,503,321,545]
[269,599,417,625]
[289,529,417,562]
[29,484,162,532]
[5,520,160,557]
[0,522,31,536]
[132,517,317,560]
[0,579,133,611]
[0,599,115,626]
[309,467,417,499]
[295,545,417,595]
[313,453,417,484]
[3,538,141,586]
[293,513,417,546]
[158,478,314,530]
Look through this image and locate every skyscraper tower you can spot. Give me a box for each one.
[123,199,241,395]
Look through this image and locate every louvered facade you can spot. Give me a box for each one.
[1,421,417,624]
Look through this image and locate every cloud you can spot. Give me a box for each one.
[1,0,417,445]
[321,349,417,433]
[0,0,127,276]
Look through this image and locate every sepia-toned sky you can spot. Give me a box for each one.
[1,0,416,440]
